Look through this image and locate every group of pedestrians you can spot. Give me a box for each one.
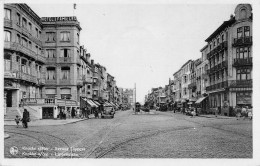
[14,109,30,128]
[58,107,92,119]
[235,105,252,120]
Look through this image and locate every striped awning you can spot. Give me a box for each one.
[93,100,100,106]
[83,98,98,107]
[104,101,112,107]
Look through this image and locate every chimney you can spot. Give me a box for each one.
[91,59,94,65]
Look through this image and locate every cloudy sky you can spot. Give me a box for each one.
[28,2,238,103]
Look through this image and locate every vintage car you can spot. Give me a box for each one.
[101,106,115,118]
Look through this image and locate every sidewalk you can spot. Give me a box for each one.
[198,114,235,119]
[4,114,95,127]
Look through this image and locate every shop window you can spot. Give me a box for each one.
[4,8,11,20]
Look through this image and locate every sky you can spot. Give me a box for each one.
[27,2,238,104]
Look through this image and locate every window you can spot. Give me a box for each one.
[21,59,27,73]
[77,33,79,43]
[61,67,70,80]
[16,56,20,62]
[237,27,243,38]
[4,31,11,42]
[61,49,70,57]
[4,54,11,71]
[46,32,55,42]
[61,94,71,100]
[236,47,251,59]
[28,22,32,31]
[46,67,56,80]
[60,32,70,41]
[22,38,27,47]
[221,34,224,42]
[244,26,250,37]
[29,41,32,49]
[236,68,251,80]
[22,18,27,28]
[28,61,31,75]
[87,85,91,89]
[16,34,21,43]
[4,9,11,20]
[17,13,21,25]
[46,49,56,58]
[217,38,219,45]
[35,28,39,38]
[87,70,90,74]
[93,90,97,95]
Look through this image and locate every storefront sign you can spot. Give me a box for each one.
[4,72,16,78]
[41,16,77,22]
[237,96,252,105]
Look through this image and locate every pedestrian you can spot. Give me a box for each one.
[22,109,30,128]
[241,106,247,120]
[71,108,76,118]
[247,106,252,120]
[14,115,21,128]
[76,107,80,118]
[235,106,241,120]
[94,108,98,118]
[215,107,218,117]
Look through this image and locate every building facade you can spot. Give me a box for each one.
[205,4,252,115]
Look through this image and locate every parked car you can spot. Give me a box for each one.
[101,106,115,118]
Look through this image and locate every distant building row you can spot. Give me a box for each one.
[145,4,252,115]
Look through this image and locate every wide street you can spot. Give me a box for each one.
[4,109,252,158]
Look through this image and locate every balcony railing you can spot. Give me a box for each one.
[229,79,252,88]
[59,57,72,63]
[4,19,12,27]
[233,36,252,47]
[46,57,56,63]
[188,82,196,89]
[207,41,228,60]
[206,79,252,91]
[4,42,37,60]
[17,72,37,83]
[37,78,46,85]
[22,98,56,105]
[233,58,252,67]
[37,54,46,63]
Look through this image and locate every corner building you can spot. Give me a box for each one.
[205,4,252,115]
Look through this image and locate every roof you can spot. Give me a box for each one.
[205,18,236,42]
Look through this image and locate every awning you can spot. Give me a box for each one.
[104,101,112,107]
[187,102,193,105]
[93,100,100,106]
[109,102,117,107]
[195,96,207,104]
[86,99,98,107]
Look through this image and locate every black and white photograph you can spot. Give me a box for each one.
[2,0,260,166]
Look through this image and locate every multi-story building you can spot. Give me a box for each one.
[205,4,252,115]
[180,60,192,102]
[4,4,46,117]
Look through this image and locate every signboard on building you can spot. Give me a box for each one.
[41,16,77,22]
[237,96,252,105]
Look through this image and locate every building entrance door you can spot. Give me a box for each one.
[42,107,54,119]
[6,90,12,107]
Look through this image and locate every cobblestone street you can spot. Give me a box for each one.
[4,110,252,158]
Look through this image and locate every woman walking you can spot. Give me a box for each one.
[22,109,30,128]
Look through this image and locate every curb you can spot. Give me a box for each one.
[4,118,89,127]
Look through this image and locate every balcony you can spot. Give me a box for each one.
[46,57,56,63]
[4,42,37,60]
[228,79,252,88]
[59,57,72,63]
[46,79,56,85]
[17,72,37,84]
[4,71,18,79]
[36,53,46,63]
[4,19,12,28]
[206,81,228,92]
[22,98,56,105]
[233,58,252,67]
[59,79,71,85]
[233,36,252,47]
